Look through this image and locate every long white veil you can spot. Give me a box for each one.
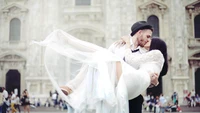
[33,29,129,113]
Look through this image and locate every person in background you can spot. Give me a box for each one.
[159,94,167,113]
[21,89,30,113]
[2,87,8,113]
[15,95,21,113]
[171,92,178,105]
[0,89,3,113]
[10,91,17,113]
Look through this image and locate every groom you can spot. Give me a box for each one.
[109,21,156,113]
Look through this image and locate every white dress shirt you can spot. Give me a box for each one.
[2,90,8,102]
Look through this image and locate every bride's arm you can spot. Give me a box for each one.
[116,61,158,99]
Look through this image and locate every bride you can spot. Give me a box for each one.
[33,29,168,113]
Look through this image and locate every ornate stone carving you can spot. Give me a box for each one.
[2,3,28,13]
[139,0,167,16]
[193,53,200,57]
[194,7,200,15]
[14,55,20,59]
[1,54,25,61]
[44,83,53,94]
[1,3,28,19]
[9,6,21,14]
[186,1,200,18]
[4,55,12,59]
[147,3,160,13]
[0,54,26,69]
[189,60,200,67]
[30,83,38,94]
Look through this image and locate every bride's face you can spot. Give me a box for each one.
[144,40,151,51]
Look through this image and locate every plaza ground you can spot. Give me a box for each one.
[24,105,200,113]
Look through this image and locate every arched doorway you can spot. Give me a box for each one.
[195,68,200,95]
[6,70,21,97]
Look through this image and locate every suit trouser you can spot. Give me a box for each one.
[2,102,8,113]
[129,94,144,113]
[0,105,2,113]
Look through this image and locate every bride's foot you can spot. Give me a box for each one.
[60,86,72,95]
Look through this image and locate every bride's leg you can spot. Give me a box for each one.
[60,65,89,95]
[61,61,123,95]
[60,86,72,95]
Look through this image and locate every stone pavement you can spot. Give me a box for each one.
[179,105,200,112]
[142,105,200,113]
[20,105,200,113]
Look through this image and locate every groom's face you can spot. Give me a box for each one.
[137,29,152,47]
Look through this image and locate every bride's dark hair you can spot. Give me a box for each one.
[149,38,168,76]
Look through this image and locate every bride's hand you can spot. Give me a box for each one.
[60,86,72,95]
[121,36,130,44]
[114,36,130,47]
[148,72,159,87]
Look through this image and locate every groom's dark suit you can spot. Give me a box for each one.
[129,94,144,113]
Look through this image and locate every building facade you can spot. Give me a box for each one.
[0,0,200,104]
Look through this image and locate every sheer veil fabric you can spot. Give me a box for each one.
[32,29,146,113]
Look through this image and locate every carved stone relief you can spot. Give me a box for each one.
[172,78,189,90]
[0,54,26,70]
[9,6,21,14]
[3,55,22,60]
[193,52,200,57]
[194,7,200,13]
[44,83,53,94]
[139,0,167,19]
[175,37,185,63]
[30,83,39,94]
[2,3,28,20]
[186,1,200,19]
[189,60,200,67]
[147,3,160,14]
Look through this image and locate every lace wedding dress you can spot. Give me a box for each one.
[33,29,164,113]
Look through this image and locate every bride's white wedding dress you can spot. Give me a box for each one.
[33,29,164,113]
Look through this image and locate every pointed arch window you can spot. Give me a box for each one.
[147,15,159,37]
[9,18,21,41]
[75,0,91,5]
[194,14,200,38]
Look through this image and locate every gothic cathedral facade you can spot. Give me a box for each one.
[0,0,200,104]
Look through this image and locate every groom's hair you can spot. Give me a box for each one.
[130,21,153,36]
[150,38,168,76]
